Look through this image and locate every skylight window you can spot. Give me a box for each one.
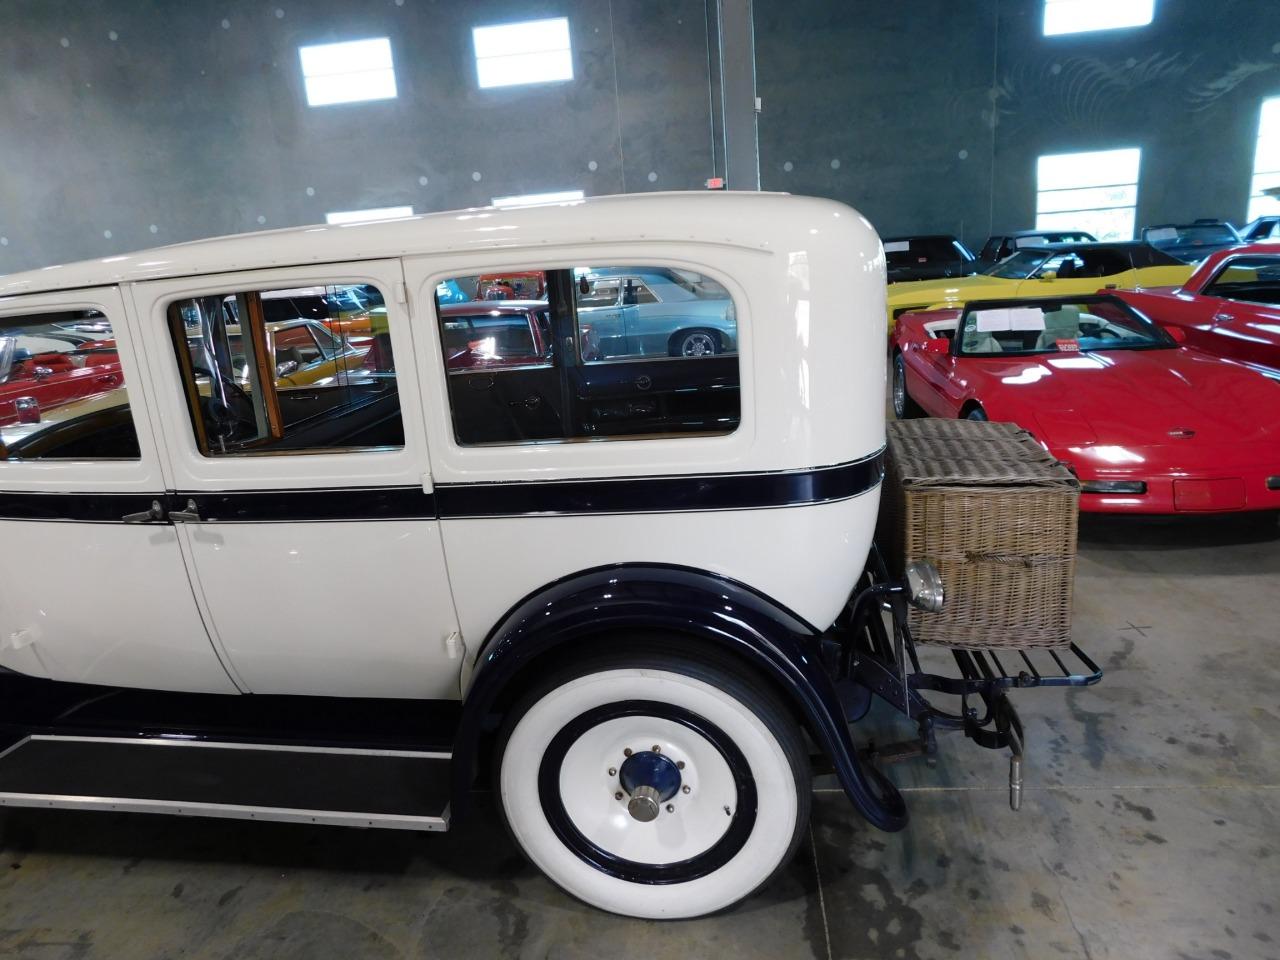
[1036,148,1141,241]
[472,17,573,89]
[490,189,585,206]
[299,38,397,107]
[1248,97,1280,221]
[1043,0,1154,36]
[325,206,414,225]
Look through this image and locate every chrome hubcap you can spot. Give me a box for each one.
[618,747,683,822]
[682,333,716,357]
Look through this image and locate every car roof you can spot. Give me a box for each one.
[999,229,1095,238]
[882,234,959,242]
[0,191,801,298]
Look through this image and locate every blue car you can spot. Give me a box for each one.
[576,267,737,359]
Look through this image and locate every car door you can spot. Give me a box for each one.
[1196,256,1280,370]
[133,261,464,699]
[0,287,238,694]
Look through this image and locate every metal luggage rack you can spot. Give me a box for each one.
[826,548,1103,810]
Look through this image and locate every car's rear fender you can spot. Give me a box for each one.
[451,563,908,832]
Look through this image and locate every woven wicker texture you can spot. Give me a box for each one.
[879,419,1080,649]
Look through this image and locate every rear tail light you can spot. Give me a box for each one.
[1081,480,1147,495]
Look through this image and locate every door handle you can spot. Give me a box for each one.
[1214,313,1234,322]
[122,500,166,524]
[169,499,202,523]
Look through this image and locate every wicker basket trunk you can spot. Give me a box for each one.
[878,419,1079,649]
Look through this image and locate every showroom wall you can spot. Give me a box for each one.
[0,0,727,273]
[756,0,1280,247]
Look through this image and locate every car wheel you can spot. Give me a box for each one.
[673,330,720,357]
[892,352,922,419]
[496,649,810,919]
[965,406,988,421]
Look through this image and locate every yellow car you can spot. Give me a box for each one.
[885,240,1193,328]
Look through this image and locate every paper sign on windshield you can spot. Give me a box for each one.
[1015,236,1050,248]
[1056,338,1080,352]
[973,307,1047,332]
[884,241,910,253]
[1145,227,1179,243]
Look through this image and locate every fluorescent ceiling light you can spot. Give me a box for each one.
[325,206,414,224]
[473,17,573,89]
[299,37,397,107]
[490,190,585,206]
[1043,0,1154,36]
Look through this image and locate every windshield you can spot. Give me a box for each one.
[957,299,1172,356]
[1145,225,1237,246]
[885,237,970,265]
[983,250,1051,279]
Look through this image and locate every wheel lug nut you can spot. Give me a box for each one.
[651,745,661,753]
[623,748,633,757]
[676,760,685,769]
[682,785,691,794]
[615,791,624,801]
[607,767,617,777]
[666,804,675,813]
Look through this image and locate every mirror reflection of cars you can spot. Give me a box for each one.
[0,334,125,426]
[187,318,371,388]
[1110,243,1280,379]
[474,272,547,301]
[1140,220,1243,264]
[251,285,386,339]
[890,294,1280,514]
[439,302,553,371]
[884,240,1192,328]
[975,229,1097,267]
[883,235,977,283]
[575,268,736,358]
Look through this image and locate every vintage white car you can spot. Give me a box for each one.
[0,193,1092,919]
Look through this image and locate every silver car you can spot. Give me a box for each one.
[576,267,737,358]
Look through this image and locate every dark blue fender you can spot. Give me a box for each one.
[452,563,908,832]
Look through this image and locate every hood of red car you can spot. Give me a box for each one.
[971,347,1280,451]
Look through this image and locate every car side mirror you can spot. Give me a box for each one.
[924,338,951,355]
[578,277,591,296]
[275,360,299,378]
[1162,325,1187,343]
[1038,271,1057,282]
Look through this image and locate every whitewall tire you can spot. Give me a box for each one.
[497,652,810,919]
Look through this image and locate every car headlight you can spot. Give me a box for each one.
[1081,480,1147,494]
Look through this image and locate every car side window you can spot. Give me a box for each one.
[1204,256,1280,304]
[167,283,404,456]
[0,309,141,461]
[434,266,741,445]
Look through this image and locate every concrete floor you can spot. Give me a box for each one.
[0,514,1277,959]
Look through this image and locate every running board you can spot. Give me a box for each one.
[0,735,451,831]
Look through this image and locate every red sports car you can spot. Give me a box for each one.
[1111,243,1280,379]
[0,335,124,427]
[890,294,1280,514]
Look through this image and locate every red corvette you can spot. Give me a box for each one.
[891,294,1280,514]
[1111,243,1280,379]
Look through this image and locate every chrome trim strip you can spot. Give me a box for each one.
[27,735,451,760]
[0,793,450,832]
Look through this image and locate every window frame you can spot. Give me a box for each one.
[428,260,746,449]
[134,261,425,495]
[1202,254,1280,304]
[0,286,167,485]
